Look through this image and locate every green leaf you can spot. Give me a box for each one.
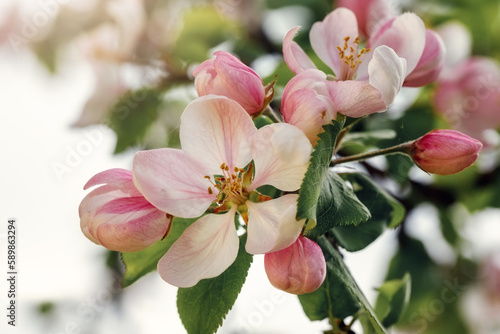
[329,173,406,252]
[299,237,388,333]
[297,119,345,228]
[172,6,241,63]
[374,273,411,327]
[108,88,163,154]
[253,115,274,129]
[177,234,253,334]
[305,171,371,238]
[121,217,197,287]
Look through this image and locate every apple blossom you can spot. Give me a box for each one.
[433,57,500,143]
[132,95,312,287]
[264,236,326,295]
[192,51,273,116]
[282,8,407,142]
[79,168,171,252]
[409,130,482,175]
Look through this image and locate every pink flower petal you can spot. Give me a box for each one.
[283,26,318,74]
[310,8,359,76]
[404,29,446,87]
[368,45,407,107]
[326,80,386,118]
[250,124,312,191]
[79,186,170,252]
[84,168,141,196]
[158,208,239,287]
[246,194,305,254]
[180,96,257,175]
[282,88,328,145]
[368,13,426,76]
[132,148,215,218]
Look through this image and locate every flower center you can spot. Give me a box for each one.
[336,36,371,81]
[205,162,249,208]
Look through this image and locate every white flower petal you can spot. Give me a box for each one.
[158,208,239,287]
[246,195,305,254]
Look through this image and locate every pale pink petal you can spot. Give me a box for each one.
[213,51,265,113]
[281,69,329,119]
[368,45,407,107]
[158,208,239,287]
[250,124,312,191]
[246,195,305,254]
[283,26,318,74]
[310,8,359,75]
[336,0,398,38]
[282,88,328,145]
[132,148,215,218]
[326,80,386,118]
[192,58,216,96]
[84,168,141,196]
[368,13,426,76]
[180,96,257,175]
[404,30,446,87]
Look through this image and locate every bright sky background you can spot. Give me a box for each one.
[2,1,500,334]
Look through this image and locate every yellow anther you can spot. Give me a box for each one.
[204,175,211,179]
[239,168,245,173]
[350,46,354,53]
[208,187,213,194]
[220,163,226,170]
[354,36,360,44]
[344,36,350,42]
[234,167,239,173]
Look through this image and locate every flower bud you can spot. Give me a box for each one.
[79,168,171,252]
[264,236,326,295]
[410,129,482,175]
[192,51,271,115]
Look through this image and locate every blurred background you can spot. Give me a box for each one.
[1,0,500,333]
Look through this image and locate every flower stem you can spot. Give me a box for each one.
[263,105,283,123]
[330,141,413,167]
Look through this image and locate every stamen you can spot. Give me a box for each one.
[208,187,213,195]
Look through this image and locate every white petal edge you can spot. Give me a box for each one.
[368,45,407,107]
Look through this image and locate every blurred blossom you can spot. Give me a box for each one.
[433,57,500,144]
[436,21,472,77]
[409,129,483,175]
[264,236,326,295]
[336,0,399,38]
[79,168,171,252]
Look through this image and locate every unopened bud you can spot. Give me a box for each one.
[264,236,326,295]
[410,129,482,175]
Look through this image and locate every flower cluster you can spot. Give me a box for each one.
[79,6,482,295]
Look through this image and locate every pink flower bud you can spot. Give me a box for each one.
[193,51,270,115]
[79,168,171,252]
[410,130,482,175]
[264,236,326,295]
